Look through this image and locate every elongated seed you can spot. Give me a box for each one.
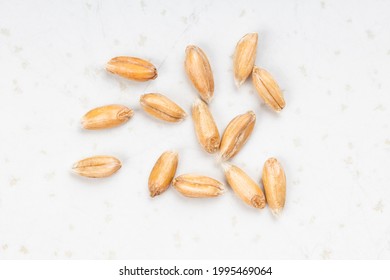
[192,98,220,153]
[185,45,214,103]
[252,66,285,111]
[72,156,121,178]
[219,111,256,161]
[233,33,258,87]
[140,93,186,122]
[81,104,133,130]
[106,56,157,81]
[148,151,178,197]
[173,174,224,198]
[262,158,286,216]
[223,163,265,209]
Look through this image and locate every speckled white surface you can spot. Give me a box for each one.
[0,0,390,259]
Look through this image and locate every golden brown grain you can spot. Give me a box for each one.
[219,111,256,161]
[262,158,286,216]
[106,56,157,81]
[233,33,258,87]
[192,98,220,153]
[223,163,265,209]
[184,45,214,103]
[81,104,133,130]
[140,93,186,122]
[72,156,122,178]
[148,151,178,197]
[252,66,285,111]
[172,174,224,198]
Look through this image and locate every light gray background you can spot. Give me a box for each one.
[0,0,389,259]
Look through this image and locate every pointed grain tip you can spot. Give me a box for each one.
[185,45,195,54]
[193,97,203,106]
[205,94,213,104]
[235,77,243,88]
[149,186,160,198]
[70,164,78,173]
[221,162,232,172]
[271,208,283,217]
[214,153,223,165]
[247,110,256,117]
[105,63,113,73]
[219,185,227,195]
